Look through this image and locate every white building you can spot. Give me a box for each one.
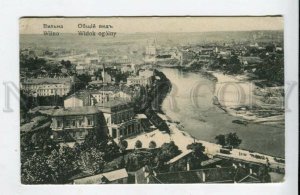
[127,69,154,87]
[21,76,78,97]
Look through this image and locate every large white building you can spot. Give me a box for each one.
[127,69,154,87]
[63,89,142,139]
[21,76,78,97]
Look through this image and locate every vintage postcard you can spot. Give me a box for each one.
[19,17,285,184]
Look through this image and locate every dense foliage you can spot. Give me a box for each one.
[215,132,242,148]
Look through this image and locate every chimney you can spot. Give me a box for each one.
[202,172,206,182]
[187,162,190,171]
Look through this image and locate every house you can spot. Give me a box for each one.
[127,69,153,87]
[73,168,128,184]
[96,100,143,139]
[63,86,141,139]
[64,86,132,108]
[76,65,86,75]
[64,90,94,108]
[50,106,107,142]
[21,76,78,97]
[135,165,261,184]
[89,86,132,104]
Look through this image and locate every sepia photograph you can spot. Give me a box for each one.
[19,17,286,184]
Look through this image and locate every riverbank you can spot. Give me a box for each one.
[211,71,284,126]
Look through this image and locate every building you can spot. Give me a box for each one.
[72,168,128,184]
[50,106,106,142]
[127,69,153,87]
[64,87,132,108]
[75,65,86,75]
[89,88,131,104]
[21,76,78,97]
[64,90,94,108]
[63,89,142,139]
[96,100,143,139]
[135,165,261,184]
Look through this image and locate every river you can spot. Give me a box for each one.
[160,68,284,158]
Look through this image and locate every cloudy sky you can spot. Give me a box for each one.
[20,16,283,34]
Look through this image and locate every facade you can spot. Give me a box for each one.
[50,106,106,142]
[63,90,142,139]
[96,100,143,139]
[126,76,151,86]
[64,88,132,108]
[90,90,131,104]
[64,91,93,108]
[21,76,77,97]
[127,69,153,87]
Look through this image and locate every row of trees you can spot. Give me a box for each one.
[215,132,242,148]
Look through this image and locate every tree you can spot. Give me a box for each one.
[135,140,142,149]
[47,147,79,183]
[79,147,105,174]
[118,157,126,169]
[215,134,226,146]
[157,141,180,162]
[186,142,206,159]
[118,140,128,152]
[215,133,242,148]
[21,153,55,184]
[149,141,157,149]
[226,132,242,148]
[82,126,106,149]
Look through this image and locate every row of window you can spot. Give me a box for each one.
[112,123,141,138]
[111,111,134,124]
[56,117,94,128]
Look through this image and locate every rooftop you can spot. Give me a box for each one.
[65,90,92,101]
[137,166,260,184]
[52,106,100,116]
[73,168,128,184]
[166,150,193,164]
[22,76,78,85]
[96,99,132,109]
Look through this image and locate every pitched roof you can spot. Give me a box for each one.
[65,90,92,101]
[102,168,128,181]
[137,166,261,184]
[166,150,193,164]
[52,106,100,116]
[201,158,222,167]
[73,169,128,184]
[96,99,131,108]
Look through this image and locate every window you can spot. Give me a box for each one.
[78,120,83,127]
[112,128,117,138]
[87,117,93,126]
[137,124,140,131]
[65,120,71,128]
[78,131,83,138]
[57,120,62,128]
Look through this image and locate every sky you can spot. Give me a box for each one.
[20,17,283,34]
